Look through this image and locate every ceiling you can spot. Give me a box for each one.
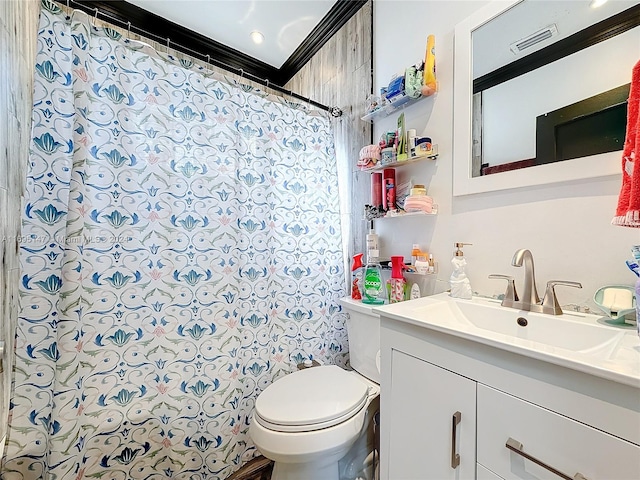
[72,0,366,86]
[126,0,337,69]
[472,0,639,79]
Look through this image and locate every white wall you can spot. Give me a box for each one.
[372,0,639,311]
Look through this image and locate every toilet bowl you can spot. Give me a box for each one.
[249,298,380,480]
[250,366,379,480]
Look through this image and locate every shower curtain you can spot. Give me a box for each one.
[3,1,347,479]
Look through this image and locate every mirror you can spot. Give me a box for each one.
[453,0,640,196]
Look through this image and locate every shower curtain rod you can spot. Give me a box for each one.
[62,0,343,117]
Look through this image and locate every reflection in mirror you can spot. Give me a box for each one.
[471,0,639,177]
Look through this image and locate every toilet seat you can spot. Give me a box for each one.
[254,365,369,433]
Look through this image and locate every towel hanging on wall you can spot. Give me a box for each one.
[612,59,640,228]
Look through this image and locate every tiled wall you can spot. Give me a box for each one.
[285,1,373,267]
[0,0,40,446]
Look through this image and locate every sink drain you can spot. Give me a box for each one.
[517,317,528,327]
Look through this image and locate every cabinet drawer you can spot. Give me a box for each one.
[477,384,640,480]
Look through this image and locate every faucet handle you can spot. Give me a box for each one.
[541,280,582,315]
[489,274,519,307]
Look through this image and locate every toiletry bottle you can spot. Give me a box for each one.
[351,253,364,300]
[415,252,429,274]
[362,258,385,305]
[371,172,382,211]
[389,255,407,303]
[383,168,396,212]
[408,129,417,158]
[427,253,435,274]
[411,244,421,265]
[450,243,473,299]
[366,223,379,262]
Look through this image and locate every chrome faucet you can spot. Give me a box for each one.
[490,249,582,315]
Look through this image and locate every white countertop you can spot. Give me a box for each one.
[373,293,640,389]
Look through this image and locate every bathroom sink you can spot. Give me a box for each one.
[410,295,626,358]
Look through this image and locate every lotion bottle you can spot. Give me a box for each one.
[366,222,379,263]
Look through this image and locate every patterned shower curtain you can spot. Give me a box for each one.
[3,2,347,479]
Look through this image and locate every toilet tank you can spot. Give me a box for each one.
[339,297,380,384]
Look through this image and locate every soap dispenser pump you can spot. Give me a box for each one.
[450,243,473,299]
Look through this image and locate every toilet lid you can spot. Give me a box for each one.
[254,365,369,433]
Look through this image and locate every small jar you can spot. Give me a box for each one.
[410,184,427,196]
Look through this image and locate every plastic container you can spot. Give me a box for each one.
[362,260,385,305]
[351,253,364,300]
[383,168,396,211]
[411,244,421,265]
[427,253,435,274]
[366,225,379,263]
[389,256,406,303]
[371,172,382,209]
[415,256,430,274]
[381,147,394,165]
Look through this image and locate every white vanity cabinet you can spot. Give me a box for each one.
[477,385,640,480]
[379,312,640,480]
[387,350,476,480]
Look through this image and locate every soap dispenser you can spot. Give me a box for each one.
[450,243,473,299]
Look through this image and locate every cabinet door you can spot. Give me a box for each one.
[477,464,504,480]
[477,384,640,480]
[386,350,476,480]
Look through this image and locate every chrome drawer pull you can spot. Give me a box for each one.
[506,437,589,480]
[451,411,461,469]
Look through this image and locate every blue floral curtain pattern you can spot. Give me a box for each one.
[3,1,346,478]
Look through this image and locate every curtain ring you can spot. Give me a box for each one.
[127,21,131,38]
[239,68,244,79]
[206,54,210,65]
[94,7,99,20]
[167,38,170,52]
[66,0,70,7]
[265,79,269,88]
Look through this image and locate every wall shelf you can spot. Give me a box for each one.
[381,206,438,218]
[366,205,438,221]
[359,145,439,172]
[361,91,435,123]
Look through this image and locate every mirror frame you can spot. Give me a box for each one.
[453,0,623,196]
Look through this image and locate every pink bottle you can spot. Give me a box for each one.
[371,172,382,209]
[383,168,396,211]
[389,255,406,303]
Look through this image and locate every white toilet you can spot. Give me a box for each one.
[249,297,380,480]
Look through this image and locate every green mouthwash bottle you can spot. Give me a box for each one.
[362,260,385,305]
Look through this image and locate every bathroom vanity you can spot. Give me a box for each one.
[376,294,640,480]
